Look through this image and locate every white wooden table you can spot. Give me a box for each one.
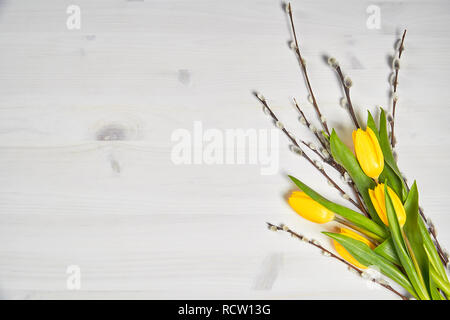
[0,0,449,299]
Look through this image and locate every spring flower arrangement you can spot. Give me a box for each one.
[258,3,449,300]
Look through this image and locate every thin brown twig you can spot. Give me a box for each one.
[293,98,369,218]
[353,189,369,218]
[292,98,329,152]
[286,3,330,136]
[390,29,407,148]
[335,66,360,129]
[267,222,408,300]
[292,98,345,175]
[298,138,326,160]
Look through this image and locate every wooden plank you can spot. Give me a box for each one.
[0,0,449,299]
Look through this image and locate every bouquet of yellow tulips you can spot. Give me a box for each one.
[259,3,449,300]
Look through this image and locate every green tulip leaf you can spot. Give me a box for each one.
[367,110,407,201]
[366,111,378,134]
[379,163,404,201]
[378,108,407,201]
[288,175,388,239]
[384,184,430,300]
[404,181,450,299]
[419,217,449,283]
[329,129,382,224]
[378,109,398,172]
[373,237,400,265]
[324,232,418,298]
[403,182,433,292]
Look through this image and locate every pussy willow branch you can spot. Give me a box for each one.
[298,137,326,161]
[267,222,408,300]
[353,188,369,218]
[335,66,360,129]
[390,30,407,148]
[292,98,369,218]
[286,3,330,136]
[292,98,329,153]
[255,94,363,211]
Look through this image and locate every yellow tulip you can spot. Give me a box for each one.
[333,227,375,269]
[288,191,335,224]
[369,183,406,227]
[352,127,384,180]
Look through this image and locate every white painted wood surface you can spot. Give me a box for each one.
[0,0,449,299]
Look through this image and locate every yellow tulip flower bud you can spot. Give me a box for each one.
[369,183,406,227]
[288,191,335,224]
[352,127,384,179]
[333,227,375,269]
